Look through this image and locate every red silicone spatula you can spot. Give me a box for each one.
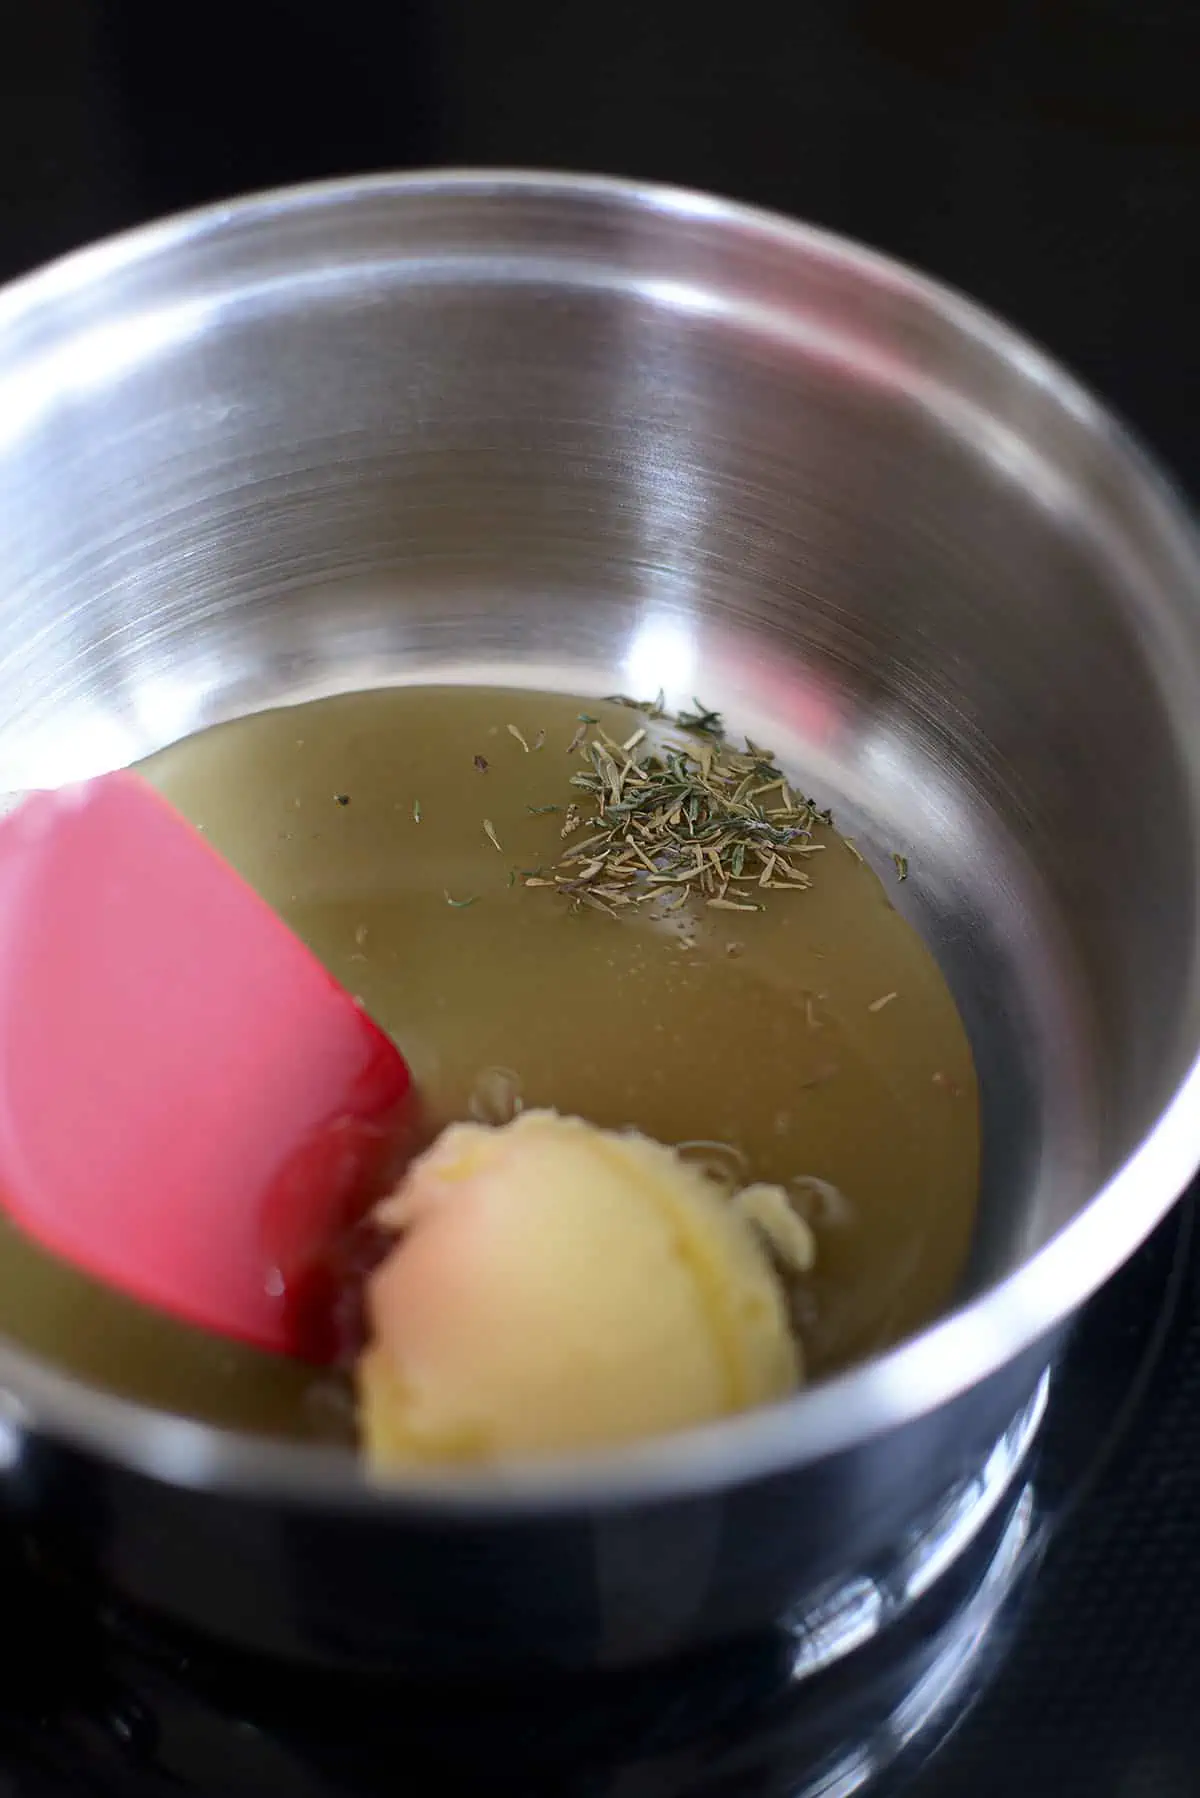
[0,770,413,1363]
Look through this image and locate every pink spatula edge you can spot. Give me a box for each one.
[0,770,414,1364]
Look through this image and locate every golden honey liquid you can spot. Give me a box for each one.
[0,688,978,1440]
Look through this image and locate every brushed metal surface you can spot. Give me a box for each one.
[0,171,1197,1670]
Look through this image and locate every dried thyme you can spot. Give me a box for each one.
[524,696,834,919]
[675,699,725,738]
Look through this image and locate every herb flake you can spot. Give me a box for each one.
[523,696,834,920]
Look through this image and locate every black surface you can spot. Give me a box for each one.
[915,1208,1200,1798]
[0,1,1197,1791]
[0,1195,1189,1797]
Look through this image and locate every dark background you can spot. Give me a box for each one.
[0,3,1197,1793]
[2,0,1198,489]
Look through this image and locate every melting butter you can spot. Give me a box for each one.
[0,687,977,1439]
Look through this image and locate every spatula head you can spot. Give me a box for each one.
[0,771,413,1362]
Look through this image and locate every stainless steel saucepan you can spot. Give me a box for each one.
[0,170,1197,1677]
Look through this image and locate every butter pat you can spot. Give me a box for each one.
[357,1111,801,1466]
